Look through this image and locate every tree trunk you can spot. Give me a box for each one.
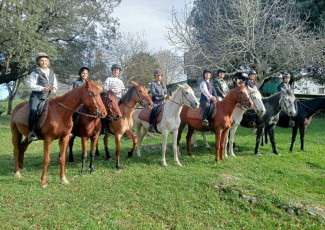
[6,79,20,115]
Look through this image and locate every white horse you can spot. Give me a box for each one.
[134,84,199,166]
[192,86,266,156]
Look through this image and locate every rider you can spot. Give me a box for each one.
[148,69,170,132]
[277,72,293,92]
[104,64,125,99]
[27,52,58,142]
[199,69,218,126]
[248,69,260,89]
[101,64,125,134]
[213,68,229,99]
[72,67,90,88]
[278,72,295,127]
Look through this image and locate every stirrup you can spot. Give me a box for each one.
[202,119,209,126]
[28,132,38,142]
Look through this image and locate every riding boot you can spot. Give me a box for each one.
[148,123,154,132]
[202,119,209,126]
[28,110,38,142]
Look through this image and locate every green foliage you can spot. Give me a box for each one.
[0,113,324,228]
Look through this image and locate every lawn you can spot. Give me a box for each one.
[0,106,324,229]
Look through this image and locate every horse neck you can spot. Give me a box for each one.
[263,93,282,115]
[233,107,246,123]
[119,103,135,120]
[54,89,84,116]
[302,97,325,117]
[166,93,184,117]
[219,90,240,116]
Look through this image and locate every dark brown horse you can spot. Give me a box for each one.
[11,81,107,188]
[68,89,122,174]
[97,81,153,169]
[177,82,253,162]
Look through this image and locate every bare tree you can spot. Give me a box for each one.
[167,0,325,82]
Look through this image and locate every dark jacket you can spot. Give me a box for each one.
[151,80,167,104]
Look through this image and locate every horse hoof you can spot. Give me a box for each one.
[105,157,112,161]
[15,171,21,179]
[162,163,168,167]
[90,169,95,174]
[41,183,48,188]
[274,153,281,156]
[61,177,69,185]
[127,152,134,158]
[175,163,182,167]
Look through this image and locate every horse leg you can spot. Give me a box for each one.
[228,126,238,157]
[12,127,23,178]
[268,127,279,155]
[115,134,123,170]
[214,130,222,162]
[18,138,30,170]
[161,131,169,167]
[104,133,111,160]
[185,127,195,157]
[81,137,88,174]
[289,126,298,152]
[299,126,306,151]
[172,130,181,166]
[176,122,186,156]
[192,130,198,147]
[136,125,147,157]
[255,127,264,155]
[59,135,70,185]
[202,132,210,148]
[68,135,76,163]
[220,129,229,161]
[41,138,52,188]
[126,129,137,158]
[89,134,99,173]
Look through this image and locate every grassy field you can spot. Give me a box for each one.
[0,101,324,229]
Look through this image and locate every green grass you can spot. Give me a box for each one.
[0,111,324,229]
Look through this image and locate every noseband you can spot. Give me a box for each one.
[236,89,252,110]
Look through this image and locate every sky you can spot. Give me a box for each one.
[112,0,187,51]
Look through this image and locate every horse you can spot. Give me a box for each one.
[266,97,325,152]
[177,81,253,162]
[240,89,297,156]
[68,89,122,174]
[192,86,266,155]
[133,84,199,167]
[96,81,153,170]
[10,81,107,188]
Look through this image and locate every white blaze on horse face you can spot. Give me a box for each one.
[181,84,199,109]
[248,86,266,116]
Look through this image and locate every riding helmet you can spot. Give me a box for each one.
[111,64,122,71]
[78,67,90,76]
[248,70,257,75]
[282,72,291,78]
[216,68,226,75]
[36,52,49,62]
[202,69,212,76]
[154,69,163,77]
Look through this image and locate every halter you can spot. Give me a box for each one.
[54,88,101,118]
[170,88,194,107]
[279,94,295,114]
[235,89,252,110]
[121,87,151,109]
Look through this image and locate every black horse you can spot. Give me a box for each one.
[241,89,297,155]
[266,97,325,152]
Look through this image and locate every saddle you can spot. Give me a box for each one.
[138,104,164,132]
[183,102,217,128]
[12,99,50,134]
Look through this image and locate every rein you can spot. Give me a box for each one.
[297,100,325,116]
[170,89,193,108]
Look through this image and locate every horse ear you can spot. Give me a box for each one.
[131,81,139,87]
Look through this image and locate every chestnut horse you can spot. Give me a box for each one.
[68,89,122,174]
[177,82,253,162]
[133,84,199,167]
[97,81,153,170]
[10,81,106,187]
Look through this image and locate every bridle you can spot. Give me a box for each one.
[121,86,151,109]
[170,88,195,108]
[54,87,101,118]
[236,88,252,110]
[102,90,119,120]
[279,94,296,114]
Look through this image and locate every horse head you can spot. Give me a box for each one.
[131,81,153,109]
[247,85,266,116]
[235,82,254,109]
[81,81,107,118]
[101,89,122,121]
[172,84,199,109]
[280,89,297,117]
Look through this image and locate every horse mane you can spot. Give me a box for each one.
[119,86,137,105]
[170,83,192,100]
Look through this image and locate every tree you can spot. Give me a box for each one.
[0,0,120,114]
[167,0,325,83]
[123,52,160,87]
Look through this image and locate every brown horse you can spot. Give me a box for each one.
[177,82,253,162]
[10,81,107,188]
[97,81,153,169]
[68,89,122,174]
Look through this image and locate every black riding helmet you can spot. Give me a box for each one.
[216,68,226,75]
[203,69,212,76]
[111,64,122,71]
